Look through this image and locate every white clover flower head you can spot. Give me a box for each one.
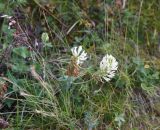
[100,54,118,82]
[71,46,87,65]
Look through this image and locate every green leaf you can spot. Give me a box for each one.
[44,42,53,48]
[12,62,29,72]
[13,47,30,58]
[3,99,15,108]
[0,3,5,11]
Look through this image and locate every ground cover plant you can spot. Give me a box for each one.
[0,0,160,129]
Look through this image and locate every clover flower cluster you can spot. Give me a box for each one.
[99,54,118,82]
[71,46,88,65]
[70,46,118,82]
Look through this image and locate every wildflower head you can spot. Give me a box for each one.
[66,46,87,77]
[71,46,87,65]
[99,54,118,82]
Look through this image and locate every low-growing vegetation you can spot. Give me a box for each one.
[0,0,160,129]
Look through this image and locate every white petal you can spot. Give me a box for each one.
[73,47,78,56]
[71,47,78,56]
[71,48,74,54]
[77,46,82,55]
[79,52,87,60]
[80,51,87,57]
[107,73,115,78]
[79,57,87,62]
[103,76,111,82]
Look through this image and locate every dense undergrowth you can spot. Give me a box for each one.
[0,0,160,130]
